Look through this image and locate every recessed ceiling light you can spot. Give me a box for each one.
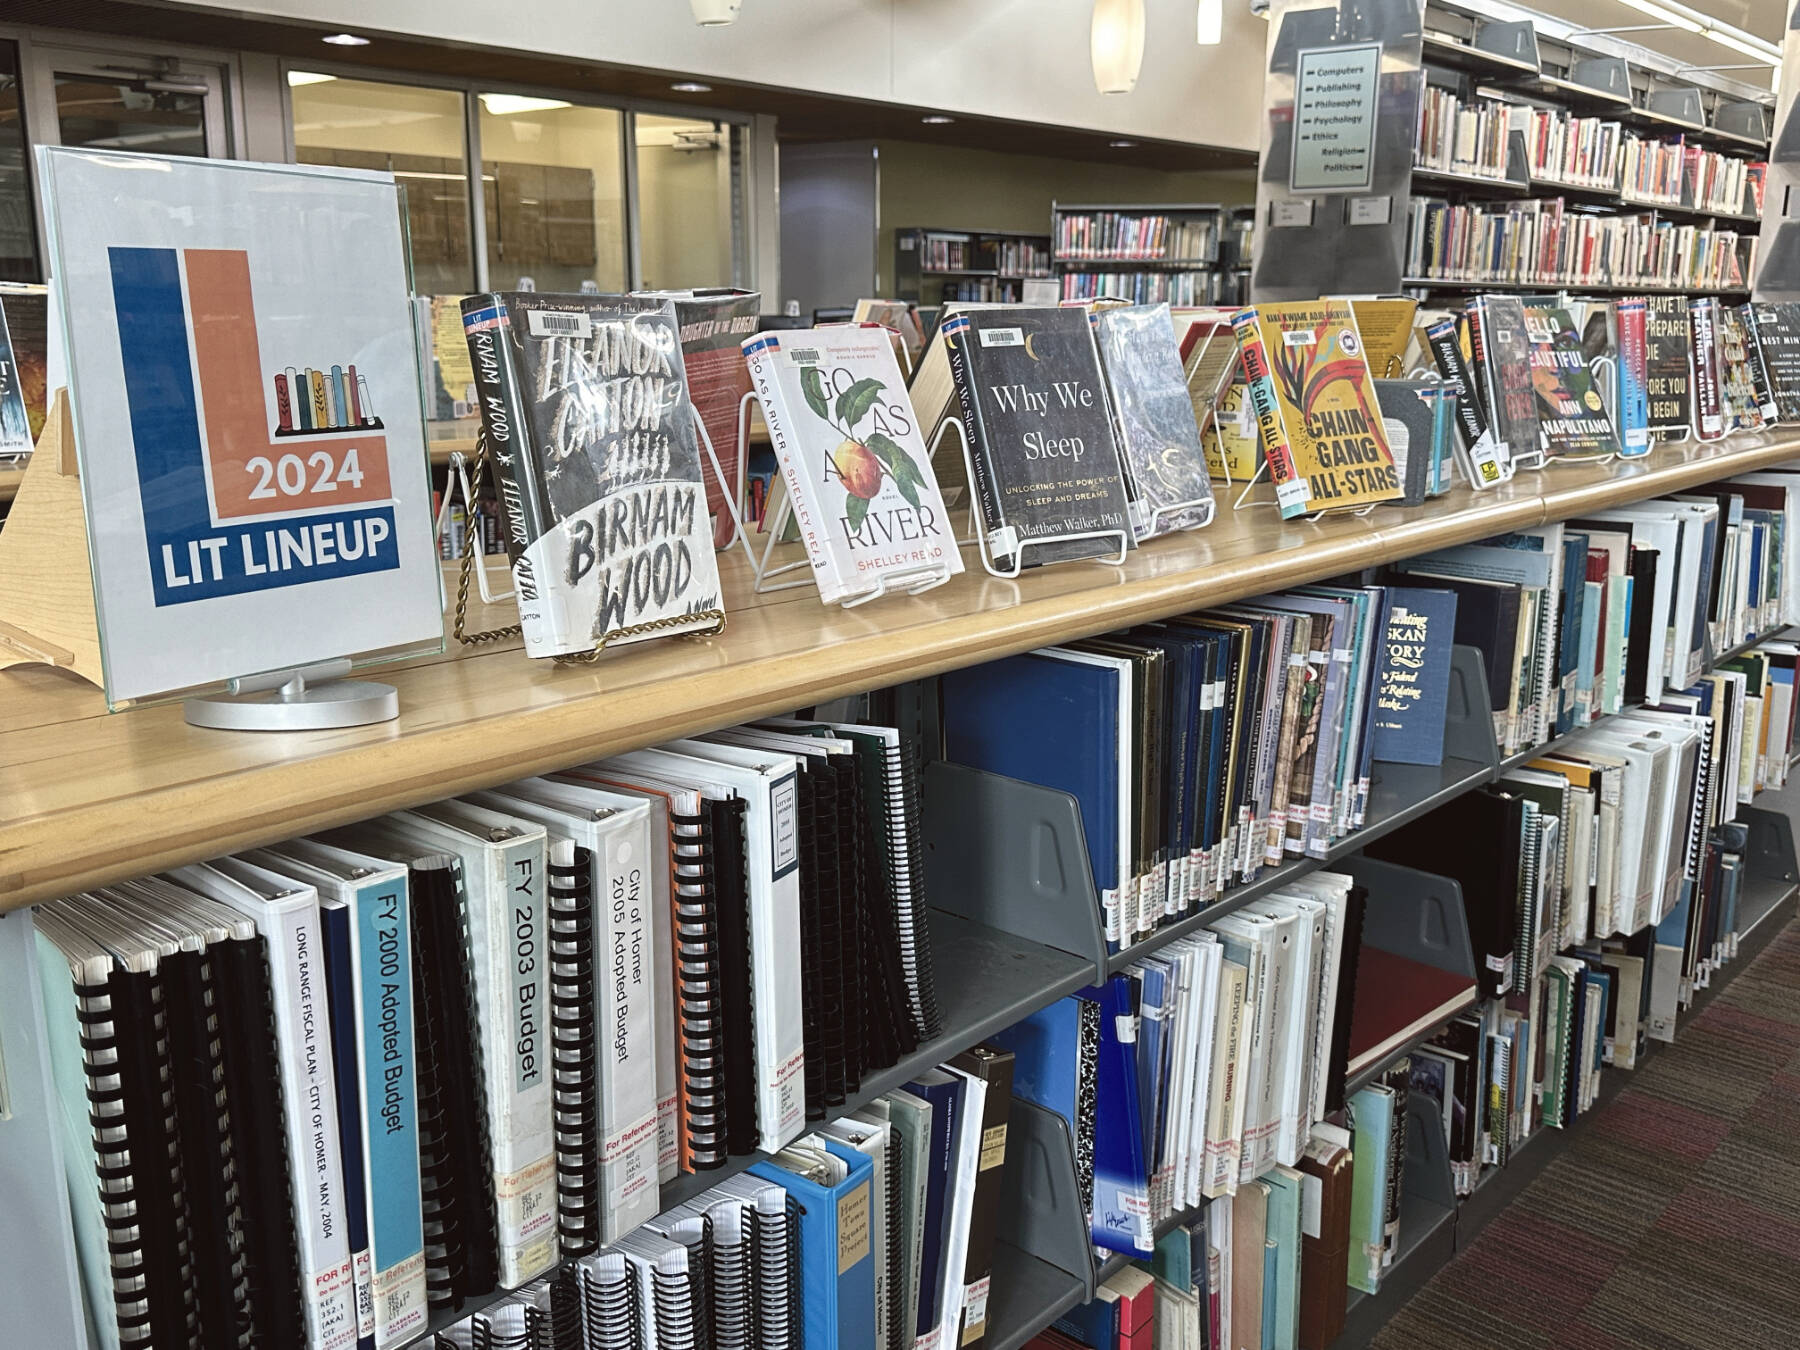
[320,33,370,46]
[1110,139,1137,148]
[479,93,574,115]
[922,115,955,125]
[286,70,337,87]
[671,81,713,93]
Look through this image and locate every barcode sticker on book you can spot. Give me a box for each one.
[526,309,593,339]
[1282,329,1317,347]
[979,327,1024,348]
[785,347,822,366]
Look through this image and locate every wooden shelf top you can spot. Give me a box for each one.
[2,432,1796,912]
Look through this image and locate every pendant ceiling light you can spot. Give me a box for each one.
[1091,0,1147,94]
[689,0,741,25]
[1196,0,1223,44]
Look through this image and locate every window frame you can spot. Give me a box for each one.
[280,58,754,294]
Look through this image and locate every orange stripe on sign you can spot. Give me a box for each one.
[184,247,392,520]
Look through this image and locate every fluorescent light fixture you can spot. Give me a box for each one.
[922,114,955,124]
[1110,139,1138,148]
[1618,0,1702,34]
[1091,0,1147,94]
[1704,26,1782,64]
[1197,0,1223,44]
[479,94,574,115]
[671,81,713,92]
[320,33,369,46]
[286,71,336,87]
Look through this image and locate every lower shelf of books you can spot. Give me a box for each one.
[660,904,1098,1212]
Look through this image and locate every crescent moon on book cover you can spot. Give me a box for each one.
[1024,332,1040,360]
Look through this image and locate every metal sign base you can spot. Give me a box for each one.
[184,661,399,731]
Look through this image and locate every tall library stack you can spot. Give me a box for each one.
[2,3,1799,1350]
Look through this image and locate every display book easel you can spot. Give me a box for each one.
[0,389,406,729]
[1182,297,1725,517]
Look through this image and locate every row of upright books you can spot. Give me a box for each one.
[939,581,1458,949]
[11,718,947,1349]
[1411,87,1766,217]
[1405,195,1751,290]
[436,1043,1018,1350]
[1053,212,1217,263]
[1420,294,1800,474]
[1026,611,1798,1350]
[1059,270,1219,306]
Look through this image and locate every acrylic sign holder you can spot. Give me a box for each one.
[0,391,401,729]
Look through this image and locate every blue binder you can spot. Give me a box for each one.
[751,1138,876,1350]
[941,651,1122,922]
[903,1068,966,1346]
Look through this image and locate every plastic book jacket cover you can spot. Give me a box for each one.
[1522,305,1615,458]
[943,305,1133,569]
[1177,308,1258,480]
[1092,302,1215,538]
[1607,299,1651,454]
[0,285,45,447]
[1749,302,1800,422]
[1471,296,1541,465]
[1232,299,1402,519]
[1688,297,1725,437]
[741,325,961,603]
[1644,295,1694,432]
[462,292,725,657]
[1718,305,1770,432]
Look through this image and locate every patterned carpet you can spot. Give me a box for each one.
[1371,918,1800,1350]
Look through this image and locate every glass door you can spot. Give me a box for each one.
[30,45,228,158]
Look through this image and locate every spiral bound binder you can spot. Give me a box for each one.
[891,738,942,1041]
[106,930,199,1348]
[672,808,727,1171]
[31,909,157,1347]
[549,842,601,1259]
[576,1249,638,1350]
[208,923,306,1350]
[709,796,759,1157]
[703,1197,752,1350]
[155,934,252,1349]
[405,853,500,1307]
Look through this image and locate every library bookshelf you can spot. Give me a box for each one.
[6,429,1800,1350]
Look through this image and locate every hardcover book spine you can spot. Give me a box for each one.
[460,295,565,657]
[1690,298,1724,436]
[1423,318,1499,484]
[1740,305,1780,422]
[1229,312,1306,517]
[1614,300,1651,455]
[942,317,1008,559]
[744,339,848,603]
[488,834,558,1285]
[353,877,428,1349]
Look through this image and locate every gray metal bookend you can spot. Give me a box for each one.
[997,1101,1098,1301]
[921,760,1111,979]
[1473,18,1539,70]
[1337,855,1479,986]
[1443,644,1502,769]
[1401,1089,1458,1213]
[1569,56,1632,101]
[1740,803,1800,889]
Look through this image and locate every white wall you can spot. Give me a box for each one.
[174,0,1265,153]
